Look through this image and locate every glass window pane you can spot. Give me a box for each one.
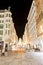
[5,30,7,34]
[0,20,1,23]
[2,20,4,23]
[2,15,4,18]
[8,24,10,28]
[8,30,10,35]
[6,24,7,28]
[6,14,8,17]
[0,15,1,18]
[6,20,8,22]
[0,24,3,28]
[6,24,10,28]
[0,30,3,35]
[0,37,2,41]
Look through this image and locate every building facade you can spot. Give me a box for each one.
[23,0,43,50]
[0,7,18,52]
[27,0,38,48]
[22,23,30,49]
[23,23,29,44]
[34,0,43,49]
[0,8,12,52]
[10,22,18,51]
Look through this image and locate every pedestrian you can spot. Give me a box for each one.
[5,44,8,56]
[1,48,5,56]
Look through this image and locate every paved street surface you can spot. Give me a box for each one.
[0,51,43,65]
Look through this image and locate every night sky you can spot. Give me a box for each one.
[0,0,32,38]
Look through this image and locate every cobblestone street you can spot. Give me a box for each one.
[0,51,43,65]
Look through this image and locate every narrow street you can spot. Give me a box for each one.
[0,51,43,65]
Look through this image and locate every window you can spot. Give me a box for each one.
[6,24,7,28]
[6,24,10,28]
[32,6,33,10]
[2,15,4,18]
[0,15,4,18]
[0,30,3,35]
[2,20,4,23]
[0,24,4,28]
[6,14,8,17]
[0,37,2,41]
[0,20,4,23]
[0,20,1,23]
[6,20,8,22]
[8,24,10,28]
[33,2,35,6]
[5,30,7,34]
[8,30,10,35]
[9,14,11,17]
[9,20,10,22]
[6,20,10,22]
[0,15,1,18]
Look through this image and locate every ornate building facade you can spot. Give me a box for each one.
[34,0,43,49]
[23,0,38,48]
[23,23,29,44]
[0,7,18,52]
[27,0,37,47]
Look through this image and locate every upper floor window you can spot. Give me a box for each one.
[6,14,8,17]
[6,20,8,22]
[2,20,4,23]
[5,30,7,34]
[0,15,4,18]
[0,24,4,28]
[0,37,2,41]
[0,20,4,23]
[9,14,11,17]
[6,20,10,22]
[8,30,10,35]
[6,24,7,28]
[6,24,10,28]
[0,20,1,23]
[0,15,1,18]
[8,24,10,28]
[2,15,4,18]
[9,20,10,22]
[6,14,11,17]
[0,30,3,35]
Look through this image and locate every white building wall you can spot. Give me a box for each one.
[27,0,37,47]
[0,9,13,52]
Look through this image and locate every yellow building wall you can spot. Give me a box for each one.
[34,0,43,37]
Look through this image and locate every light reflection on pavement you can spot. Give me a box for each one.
[0,51,43,65]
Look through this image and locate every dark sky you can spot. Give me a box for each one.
[0,0,32,38]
